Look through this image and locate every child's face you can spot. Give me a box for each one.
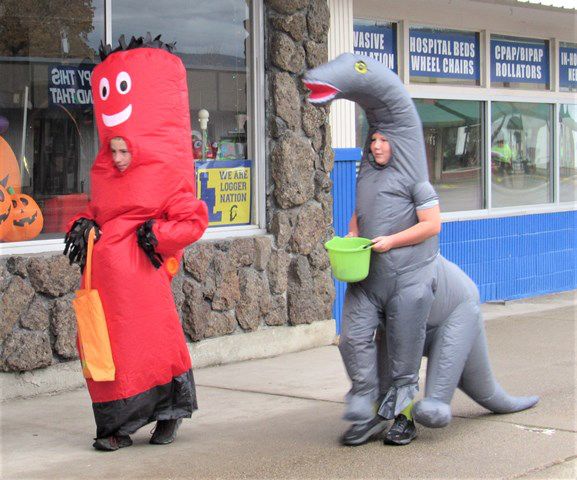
[370,133,391,166]
[110,138,132,172]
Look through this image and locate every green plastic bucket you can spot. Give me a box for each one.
[324,236,373,283]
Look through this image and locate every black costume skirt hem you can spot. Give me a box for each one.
[92,369,198,438]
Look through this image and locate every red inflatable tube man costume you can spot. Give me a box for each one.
[69,39,208,439]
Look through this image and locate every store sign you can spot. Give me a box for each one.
[48,65,94,107]
[490,38,549,84]
[409,29,479,80]
[196,160,251,226]
[353,23,397,72]
[559,45,577,89]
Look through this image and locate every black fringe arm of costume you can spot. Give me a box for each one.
[63,218,100,272]
[136,219,163,269]
[99,33,176,61]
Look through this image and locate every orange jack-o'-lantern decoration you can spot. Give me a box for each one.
[0,136,21,193]
[0,182,12,239]
[2,190,44,241]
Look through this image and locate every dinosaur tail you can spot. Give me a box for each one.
[458,327,539,414]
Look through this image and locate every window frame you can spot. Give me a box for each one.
[0,0,266,256]
[351,13,576,221]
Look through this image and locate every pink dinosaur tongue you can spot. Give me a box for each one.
[303,81,340,102]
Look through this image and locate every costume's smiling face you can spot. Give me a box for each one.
[98,71,133,127]
[93,60,136,133]
[91,49,179,141]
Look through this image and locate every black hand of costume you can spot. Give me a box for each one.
[63,218,100,272]
[136,219,163,269]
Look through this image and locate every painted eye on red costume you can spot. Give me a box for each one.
[116,72,132,95]
[99,77,110,100]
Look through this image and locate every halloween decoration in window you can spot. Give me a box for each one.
[0,137,44,242]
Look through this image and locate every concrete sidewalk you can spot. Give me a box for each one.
[1,292,575,479]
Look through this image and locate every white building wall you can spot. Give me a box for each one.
[353,0,576,42]
[327,0,356,148]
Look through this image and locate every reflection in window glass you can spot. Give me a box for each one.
[491,102,552,207]
[0,1,104,242]
[414,99,484,211]
[560,104,577,203]
[112,1,253,227]
[357,99,484,212]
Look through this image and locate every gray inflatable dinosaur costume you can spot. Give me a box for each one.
[303,53,539,428]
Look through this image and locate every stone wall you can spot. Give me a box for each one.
[265,0,335,325]
[0,0,335,374]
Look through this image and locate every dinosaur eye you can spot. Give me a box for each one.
[354,61,368,74]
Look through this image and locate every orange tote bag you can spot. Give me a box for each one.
[72,228,115,381]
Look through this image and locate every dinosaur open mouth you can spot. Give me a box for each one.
[303,81,340,104]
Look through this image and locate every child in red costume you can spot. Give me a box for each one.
[64,35,208,451]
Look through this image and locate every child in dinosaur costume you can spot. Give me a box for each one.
[303,53,538,446]
[64,35,208,451]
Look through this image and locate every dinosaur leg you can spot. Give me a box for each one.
[413,300,481,428]
[378,266,436,420]
[339,284,383,423]
[376,325,392,403]
[458,325,539,414]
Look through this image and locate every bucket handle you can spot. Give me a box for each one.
[362,242,375,250]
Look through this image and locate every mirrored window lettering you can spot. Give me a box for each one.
[560,104,577,203]
[0,0,104,242]
[491,102,553,207]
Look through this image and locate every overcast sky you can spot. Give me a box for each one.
[110,0,249,58]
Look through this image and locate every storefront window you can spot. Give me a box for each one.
[0,1,104,242]
[414,99,484,212]
[491,102,553,207]
[491,35,549,90]
[560,104,577,203]
[409,27,480,86]
[112,0,253,227]
[356,99,484,212]
[559,42,577,93]
[353,20,397,72]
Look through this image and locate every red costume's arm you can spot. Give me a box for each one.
[153,191,208,255]
[66,202,97,232]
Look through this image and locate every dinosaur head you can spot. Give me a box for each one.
[303,53,382,111]
[303,53,429,181]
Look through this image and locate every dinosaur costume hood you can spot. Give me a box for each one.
[303,53,427,181]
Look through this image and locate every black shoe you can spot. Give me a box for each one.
[150,419,183,445]
[93,435,133,451]
[340,416,388,446]
[383,414,417,446]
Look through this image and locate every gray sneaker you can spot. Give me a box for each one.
[340,416,388,446]
[383,414,417,446]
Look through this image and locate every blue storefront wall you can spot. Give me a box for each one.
[330,148,577,331]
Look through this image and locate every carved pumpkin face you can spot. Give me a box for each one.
[0,183,12,239]
[0,136,21,193]
[2,193,44,241]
